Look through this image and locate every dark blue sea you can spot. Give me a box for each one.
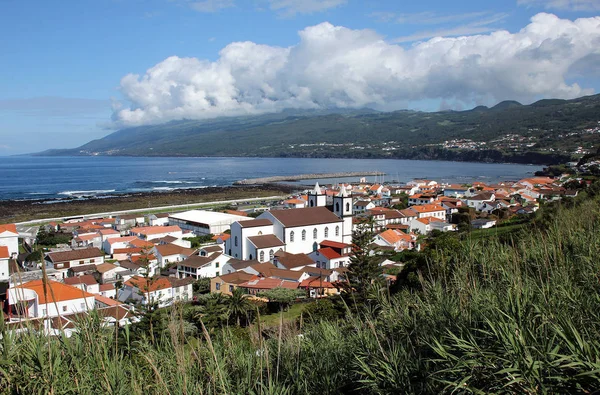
[0,156,541,201]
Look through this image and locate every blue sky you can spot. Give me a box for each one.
[1,0,599,154]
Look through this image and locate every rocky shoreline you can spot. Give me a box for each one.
[0,184,296,224]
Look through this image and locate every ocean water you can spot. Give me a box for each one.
[0,156,541,201]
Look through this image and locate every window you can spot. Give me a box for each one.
[269,250,274,260]
[258,231,263,235]
[80,303,85,309]
[346,202,350,212]
[62,306,67,312]
[42,309,46,316]
[79,260,84,265]
[235,236,238,247]
[216,283,221,290]
[215,262,220,268]
[260,251,265,261]
[313,228,317,240]
[215,271,220,277]
[229,285,234,292]
[302,230,306,241]
[290,231,294,242]
[90,259,95,263]
[335,226,340,236]
[324,227,329,238]
[249,254,253,260]
[335,202,340,212]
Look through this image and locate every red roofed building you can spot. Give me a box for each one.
[237,276,299,295]
[9,280,96,319]
[120,275,194,308]
[130,225,182,241]
[0,223,19,258]
[299,276,338,297]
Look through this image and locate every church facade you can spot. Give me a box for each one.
[226,183,354,259]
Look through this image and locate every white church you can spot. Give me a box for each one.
[226,183,353,262]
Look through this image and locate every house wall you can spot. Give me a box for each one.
[281,223,344,254]
[0,234,19,257]
[0,258,9,282]
[38,296,95,318]
[228,222,273,259]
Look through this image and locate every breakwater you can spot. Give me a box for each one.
[234,172,385,185]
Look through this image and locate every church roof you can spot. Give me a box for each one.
[268,207,342,228]
[247,235,285,249]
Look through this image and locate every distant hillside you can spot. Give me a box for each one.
[37,94,600,165]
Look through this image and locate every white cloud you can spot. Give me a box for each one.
[189,0,234,12]
[268,0,346,16]
[113,13,600,127]
[518,0,600,11]
[393,13,509,43]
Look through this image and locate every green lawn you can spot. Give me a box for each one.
[466,223,528,240]
[258,302,307,327]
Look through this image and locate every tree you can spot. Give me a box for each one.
[258,288,303,312]
[193,277,211,295]
[345,219,382,299]
[226,287,253,326]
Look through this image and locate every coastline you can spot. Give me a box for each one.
[0,184,295,224]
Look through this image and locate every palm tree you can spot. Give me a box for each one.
[226,288,252,327]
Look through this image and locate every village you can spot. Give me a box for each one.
[0,174,584,335]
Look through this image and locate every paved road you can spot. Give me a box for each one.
[15,195,286,226]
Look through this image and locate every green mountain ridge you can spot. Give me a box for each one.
[37,94,600,165]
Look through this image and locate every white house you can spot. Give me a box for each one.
[0,246,10,282]
[9,280,96,319]
[353,200,376,214]
[0,224,19,258]
[45,248,105,277]
[471,219,497,229]
[373,229,415,251]
[283,198,307,209]
[408,204,447,220]
[64,274,100,294]
[94,262,130,284]
[410,217,456,234]
[152,244,196,268]
[147,213,170,226]
[119,276,194,308]
[103,236,139,254]
[169,210,248,236]
[71,232,102,249]
[176,252,230,279]
[226,218,275,259]
[466,192,496,211]
[443,185,470,198]
[308,247,349,270]
[129,225,183,241]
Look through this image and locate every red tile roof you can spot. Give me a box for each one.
[0,246,9,259]
[319,240,351,249]
[15,280,94,304]
[239,276,299,290]
[0,224,18,235]
[131,225,181,236]
[300,276,335,288]
[317,248,341,260]
[64,274,98,286]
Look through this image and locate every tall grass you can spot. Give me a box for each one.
[2,199,600,394]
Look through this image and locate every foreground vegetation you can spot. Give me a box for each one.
[2,195,600,393]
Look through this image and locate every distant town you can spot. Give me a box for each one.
[0,170,589,335]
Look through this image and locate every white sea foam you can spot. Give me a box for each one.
[59,189,116,196]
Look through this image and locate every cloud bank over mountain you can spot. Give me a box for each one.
[113,13,600,126]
